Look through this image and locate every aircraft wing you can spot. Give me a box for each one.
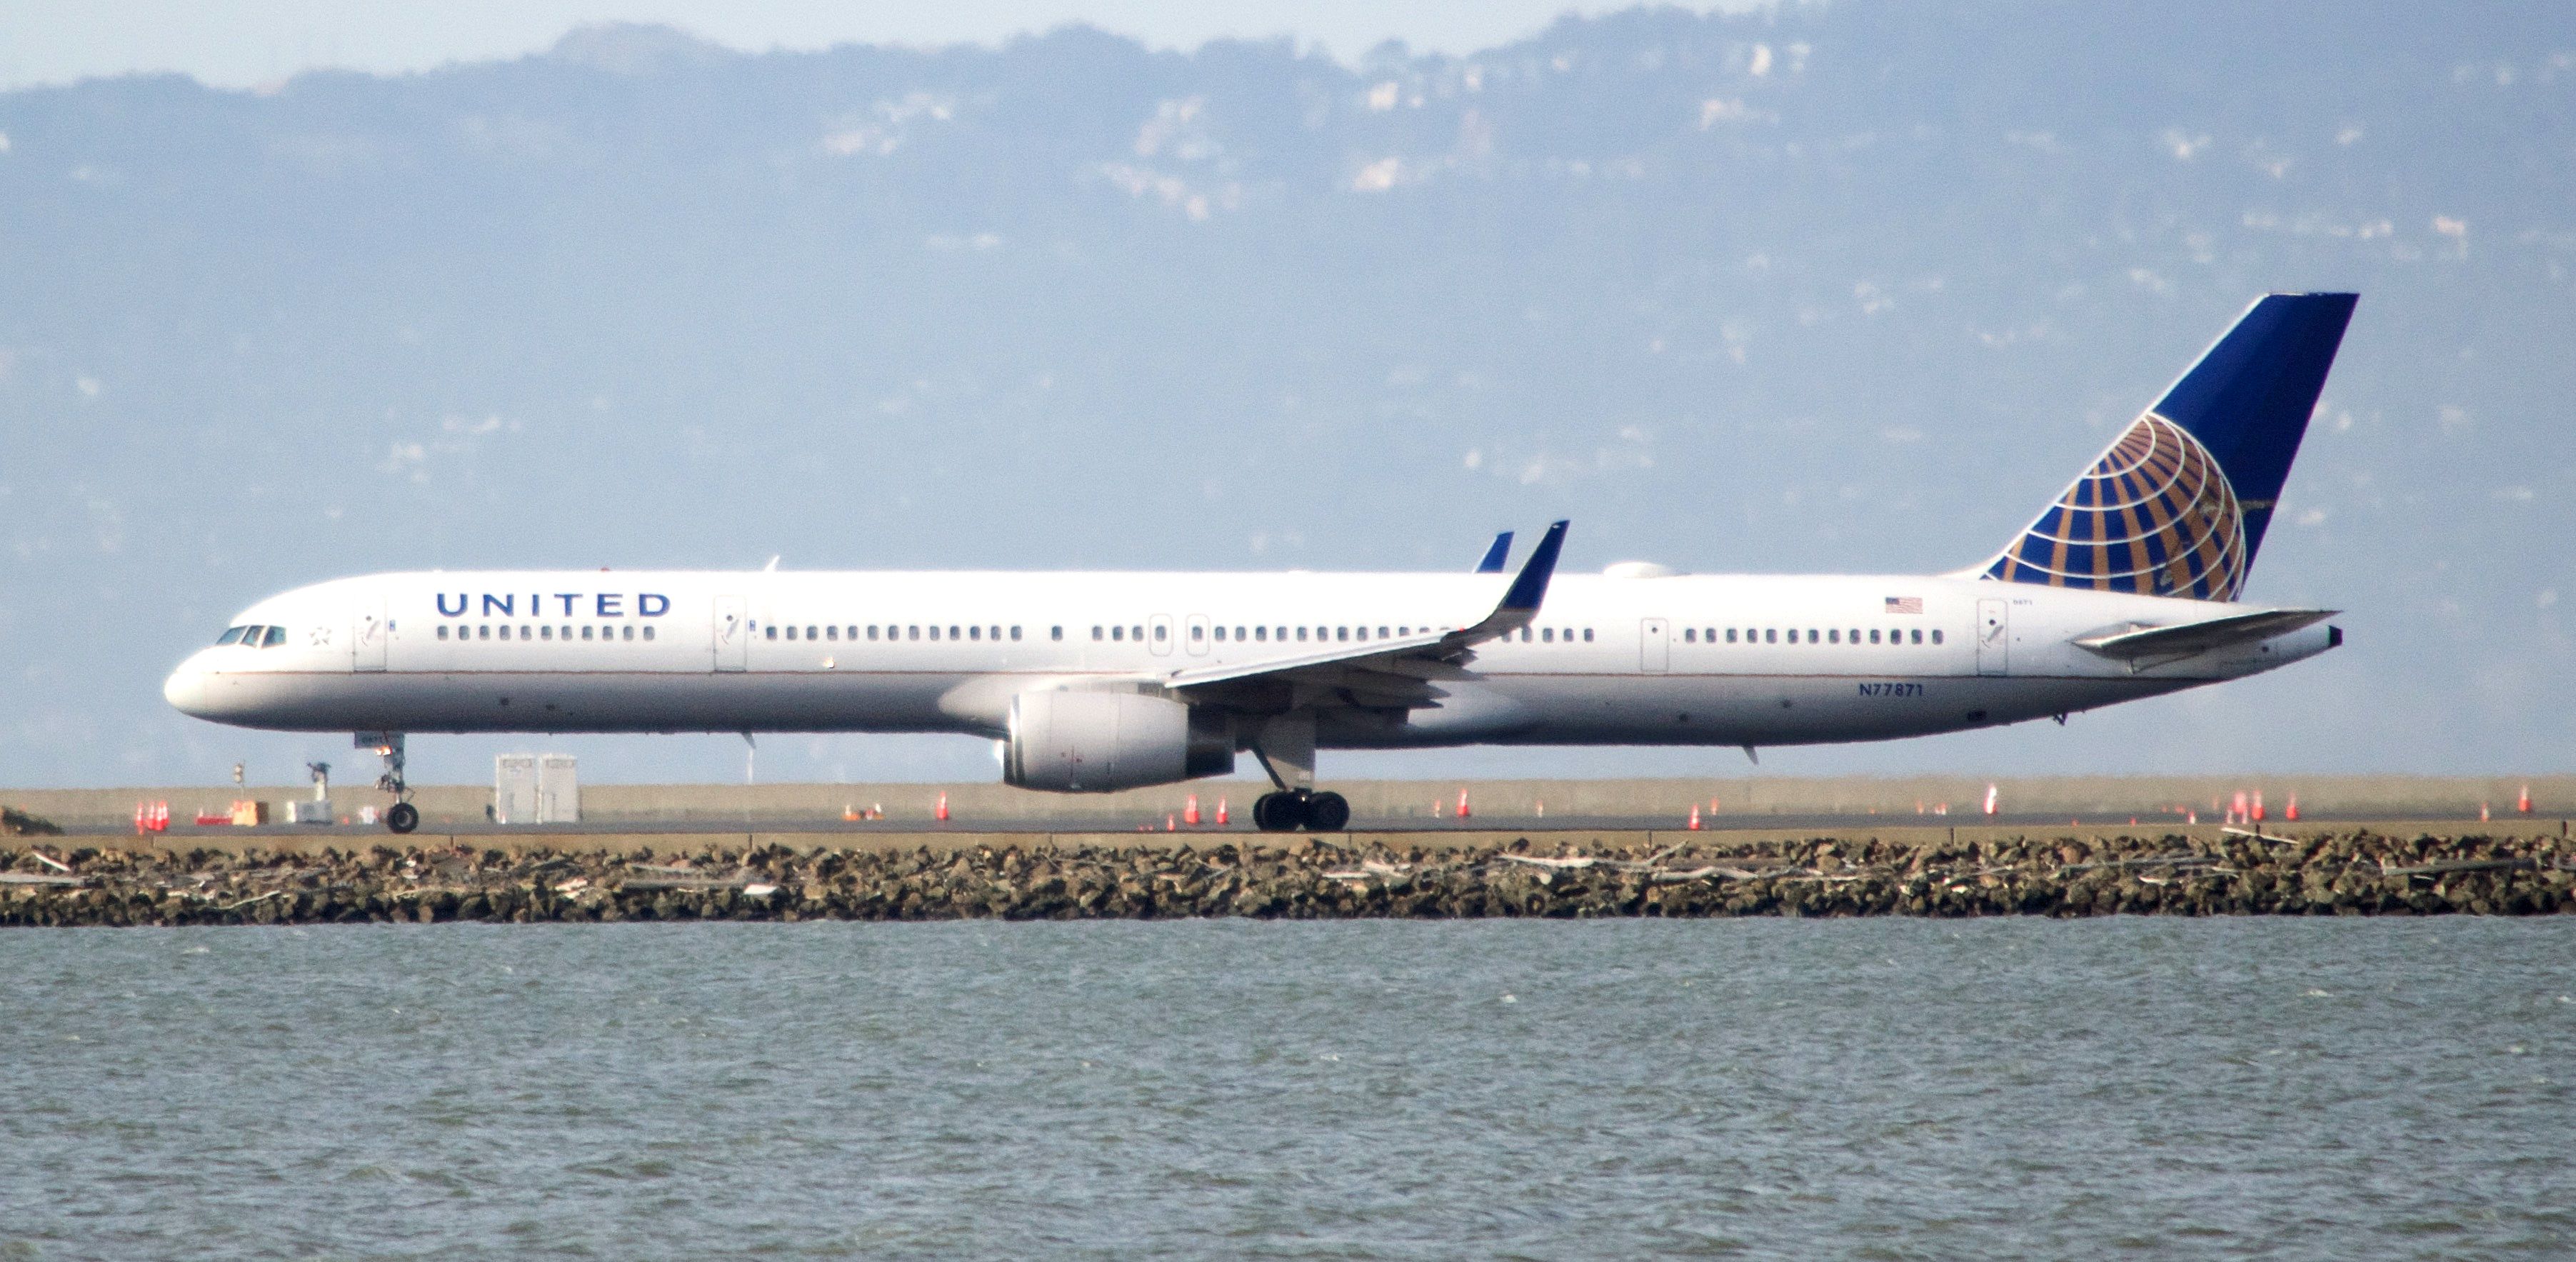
[1161,521,1567,709]
[2073,608,2336,661]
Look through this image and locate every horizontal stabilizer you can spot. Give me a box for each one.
[2073,608,2335,661]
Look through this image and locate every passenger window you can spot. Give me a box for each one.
[1542,628,1554,643]
[499,626,511,641]
[828,626,840,641]
[1133,626,1144,641]
[1583,629,1593,643]
[1213,626,1225,641]
[1295,628,1308,642]
[1336,627,1348,642]
[1869,629,1880,644]
[478,626,490,640]
[866,626,878,641]
[1010,626,1021,641]
[641,626,654,641]
[1684,628,1695,643]
[1931,630,1943,645]
[1112,626,1124,641]
[436,626,448,641]
[1828,629,1838,643]
[1726,629,1738,643]
[908,626,920,641]
[1191,625,1203,640]
[950,626,961,640]
[969,626,981,641]
[1849,628,1859,643]
[1763,629,1775,643]
[543,626,555,641]
[930,626,941,641]
[1092,626,1103,641]
[1154,625,1168,641]
[622,626,634,641]
[1255,627,1268,641]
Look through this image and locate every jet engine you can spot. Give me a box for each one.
[1003,690,1234,793]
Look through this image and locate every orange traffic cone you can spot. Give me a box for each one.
[1534,799,1545,817]
[1687,803,1702,830]
[1216,797,1229,825]
[1456,788,1470,819]
[1166,814,1176,831]
[2518,783,2532,814]
[1982,783,1998,816]
[2187,808,2198,824]
[844,803,859,821]
[1185,794,1201,826]
[2231,791,2249,825]
[134,801,147,836]
[2285,794,2300,822]
[934,792,949,822]
[2480,802,2491,821]
[2252,791,2266,823]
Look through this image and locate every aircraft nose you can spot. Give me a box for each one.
[164,654,209,716]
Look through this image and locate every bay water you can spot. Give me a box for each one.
[3,919,2570,1258]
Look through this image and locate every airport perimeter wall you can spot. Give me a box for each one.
[8,775,2567,831]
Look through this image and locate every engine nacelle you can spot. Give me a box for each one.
[1003,690,1234,793]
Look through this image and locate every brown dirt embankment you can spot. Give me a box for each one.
[1,828,2570,925]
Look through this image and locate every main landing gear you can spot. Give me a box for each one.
[361,732,418,834]
[1251,788,1350,833]
[1244,713,1348,832]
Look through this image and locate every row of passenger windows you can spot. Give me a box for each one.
[771,624,1024,642]
[1683,626,1943,646]
[216,625,288,648]
[438,624,653,642]
[744,621,1933,649]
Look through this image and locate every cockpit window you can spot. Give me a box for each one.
[216,626,247,646]
[261,626,287,648]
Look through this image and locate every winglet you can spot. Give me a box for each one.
[1497,520,1568,614]
[1474,531,1513,574]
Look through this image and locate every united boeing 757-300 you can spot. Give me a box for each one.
[166,293,2357,833]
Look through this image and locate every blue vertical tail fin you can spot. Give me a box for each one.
[1978,292,2357,601]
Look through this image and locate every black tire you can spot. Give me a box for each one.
[1252,791,1306,832]
[1305,791,1350,833]
[386,801,419,834]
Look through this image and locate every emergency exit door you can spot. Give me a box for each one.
[353,593,388,672]
[713,596,748,671]
[1639,618,1670,673]
[1975,599,2010,676]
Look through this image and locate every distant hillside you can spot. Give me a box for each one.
[1,2,2569,787]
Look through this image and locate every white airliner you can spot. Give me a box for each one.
[166,294,2357,834]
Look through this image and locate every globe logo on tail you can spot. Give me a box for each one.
[1983,412,2247,601]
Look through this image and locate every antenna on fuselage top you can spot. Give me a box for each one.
[763,556,780,571]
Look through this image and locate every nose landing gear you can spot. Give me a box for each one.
[360,732,418,833]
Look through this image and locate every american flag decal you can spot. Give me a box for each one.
[1885,596,1923,614]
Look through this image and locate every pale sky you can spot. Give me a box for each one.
[0,1,1760,90]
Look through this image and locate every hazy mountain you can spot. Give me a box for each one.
[3,2,2570,788]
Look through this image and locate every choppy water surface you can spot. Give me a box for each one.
[3,920,2570,1258]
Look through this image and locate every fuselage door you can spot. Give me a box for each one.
[1185,614,1211,656]
[713,595,748,672]
[1639,617,1670,673]
[354,592,389,673]
[1148,614,1176,657]
[1975,599,2010,676]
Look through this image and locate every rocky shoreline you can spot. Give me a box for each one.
[2,829,2572,925]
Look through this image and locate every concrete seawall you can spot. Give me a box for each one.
[9,775,2568,832]
[4,823,2570,924]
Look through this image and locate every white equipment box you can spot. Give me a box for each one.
[496,753,579,824]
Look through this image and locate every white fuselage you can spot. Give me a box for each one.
[163,568,2332,752]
